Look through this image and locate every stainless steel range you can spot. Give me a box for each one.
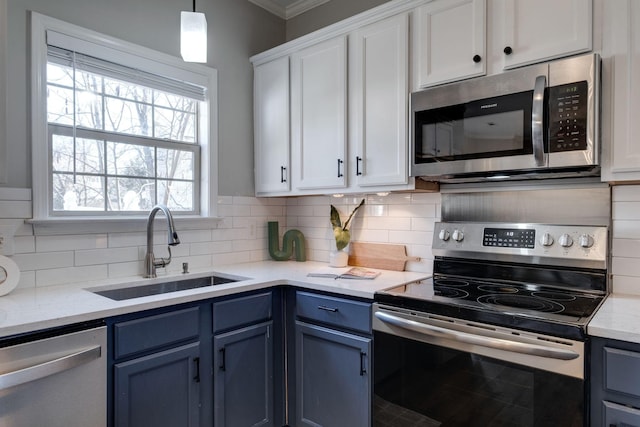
[372,183,610,427]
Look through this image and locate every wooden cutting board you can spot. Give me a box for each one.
[348,242,420,271]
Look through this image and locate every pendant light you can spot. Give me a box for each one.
[181,0,207,63]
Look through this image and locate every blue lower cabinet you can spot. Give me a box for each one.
[213,321,274,427]
[592,337,640,427]
[295,321,371,427]
[114,341,201,427]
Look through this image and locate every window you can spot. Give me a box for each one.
[31,13,217,220]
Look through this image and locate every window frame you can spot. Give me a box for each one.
[31,12,218,223]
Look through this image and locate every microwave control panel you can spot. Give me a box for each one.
[548,81,588,152]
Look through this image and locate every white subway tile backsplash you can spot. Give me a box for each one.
[609,185,640,293]
[613,220,640,240]
[612,238,640,258]
[411,217,436,232]
[214,251,252,265]
[17,270,36,290]
[353,229,390,243]
[36,265,108,287]
[13,236,35,254]
[613,185,640,202]
[76,247,139,266]
[37,234,108,252]
[108,232,147,248]
[12,251,74,271]
[365,216,411,231]
[6,181,640,294]
[107,261,142,278]
[612,257,640,278]
[0,189,441,285]
[613,202,640,220]
[389,230,432,246]
[176,229,214,243]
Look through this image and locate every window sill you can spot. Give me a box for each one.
[27,216,223,236]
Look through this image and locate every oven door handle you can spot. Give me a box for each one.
[532,74,547,167]
[374,311,579,361]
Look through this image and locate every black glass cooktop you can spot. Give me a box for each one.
[375,274,606,340]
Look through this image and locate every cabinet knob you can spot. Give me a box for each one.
[504,46,513,55]
[473,54,482,63]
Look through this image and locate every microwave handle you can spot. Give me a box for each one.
[532,75,546,167]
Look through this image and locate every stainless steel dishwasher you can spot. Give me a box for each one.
[0,324,107,426]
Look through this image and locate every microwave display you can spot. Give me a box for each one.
[548,81,588,153]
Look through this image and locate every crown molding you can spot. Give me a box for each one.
[250,0,433,65]
[249,0,330,20]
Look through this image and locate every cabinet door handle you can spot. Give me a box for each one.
[337,159,344,178]
[356,156,363,176]
[360,351,367,376]
[317,305,338,312]
[504,46,513,55]
[473,54,482,63]
[280,166,287,183]
[193,357,200,383]
[219,348,226,372]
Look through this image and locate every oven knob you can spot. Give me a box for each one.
[540,232,554,247]
[438,229,451,241]
[559,233,574,248]
[452,229,464,242]
[579,234,594,248]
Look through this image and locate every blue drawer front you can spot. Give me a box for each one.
[114,306,200,359]
[296,291,371,334]
[213,291,272,333]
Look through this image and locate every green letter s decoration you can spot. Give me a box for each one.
[268,222,306,262]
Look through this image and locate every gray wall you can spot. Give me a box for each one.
[3,0,285,197]
[286,0,390,41]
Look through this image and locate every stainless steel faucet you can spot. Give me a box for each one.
[144,204,180,278]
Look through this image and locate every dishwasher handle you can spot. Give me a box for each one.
[375,310,578,361]
[0,345,102,391]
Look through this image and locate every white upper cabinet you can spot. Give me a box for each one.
[291,36,348,191]
[254,57,290,196]
[413,0,486,89]
[495,0,592,70]
[350,13,409,187]
[601,0,640,181]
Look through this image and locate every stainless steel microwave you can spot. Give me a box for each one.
[410,53,600,182]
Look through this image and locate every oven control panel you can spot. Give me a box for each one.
[483,228,535,249]
[433,222,607,268]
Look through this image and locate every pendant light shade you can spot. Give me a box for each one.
[181,5,207,63]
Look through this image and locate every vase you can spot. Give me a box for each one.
[328,249,349,267]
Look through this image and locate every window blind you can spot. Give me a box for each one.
[46,32,207,101]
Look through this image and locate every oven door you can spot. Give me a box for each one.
[372,304,586,427]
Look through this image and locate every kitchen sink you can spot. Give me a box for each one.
[90,275,245,301]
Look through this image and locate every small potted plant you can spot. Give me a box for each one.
[329,198,365,267]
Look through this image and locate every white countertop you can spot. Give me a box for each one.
[588,294,640,344]
[0,260,429,339]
